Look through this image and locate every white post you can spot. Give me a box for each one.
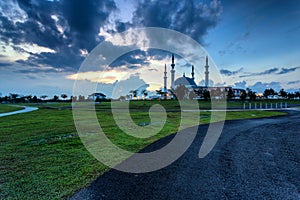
[260,102,262,109]
[254,103,257,109]
[243,103,246,110]
[280,102,283,108]
[285,102,287,108]
[249,103,251,109]
[270,103,273,109]
[276,103,278,109]
[265,103,268,109]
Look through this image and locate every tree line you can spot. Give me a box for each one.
[1,87,299,103]
[0,93,71,103]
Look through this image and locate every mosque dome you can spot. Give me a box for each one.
[174,76,197,88]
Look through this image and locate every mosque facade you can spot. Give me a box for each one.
[163,54,243,99]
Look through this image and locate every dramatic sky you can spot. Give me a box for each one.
[0,0,299,98]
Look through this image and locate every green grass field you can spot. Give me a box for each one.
[0,100,290,199]
[0,104,24,114]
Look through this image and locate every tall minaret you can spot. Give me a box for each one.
[191,65,195,80]
[170,54,175,89]
[205,56,209,87]
[163,64,167,92]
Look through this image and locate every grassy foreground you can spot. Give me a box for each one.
[0,101,287,199]
[0,104,24,114]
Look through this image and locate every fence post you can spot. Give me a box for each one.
[243,103,246,110]
[260,102,262,109]
[285,102,287,108]
[249,103,251,109]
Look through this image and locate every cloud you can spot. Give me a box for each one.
[0,0,117,72]
[239,68,279,78]
[277,67,300,74]
[0,0,223,77]
[132,0,222,44]
[97,74,149,98]
[0,61,12,67]
[199,79,214,87]
[239,66,300,78]
[287,80,300,85]
[234,81,247,88]
[218,32,250,56]
[109,49,149,68]
[248,81,282,93]
[220,68,243,76]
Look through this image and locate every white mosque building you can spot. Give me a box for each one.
[163,54,243,99]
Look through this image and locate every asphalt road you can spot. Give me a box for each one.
[70,110,300,200]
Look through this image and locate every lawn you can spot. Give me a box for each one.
[0,104,24,114]
[0,100,289,199]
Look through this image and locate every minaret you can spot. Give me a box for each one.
[163,64,167,92]
[205,56,209,87]
[170,54,175,89]
[191,65,195,80]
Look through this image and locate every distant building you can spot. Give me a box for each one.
[88,93,106,101]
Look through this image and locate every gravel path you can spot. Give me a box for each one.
[70,110,300,200]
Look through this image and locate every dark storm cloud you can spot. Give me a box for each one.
[0,0,223,74]
[132,0,222,44]
[0,0,116,72]
[220,68,243,76]
[109,49,149,68]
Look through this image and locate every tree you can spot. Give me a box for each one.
[279,88,287,99]
[32,96,38,103]
[24,95,32,103]
[10,93,19,103]
[246,88,256,101]
[240,89,247,101]
[203,89,210,100]
[263,88,275,99]
[125,94,131,100]
[53,95,59,102]
[72,96,77,102]
[129,90,138,99]
[78,95,85,102]
[155,89,164,99]
[287,92,295,99]
[141,89,148,100]
[119,96,126,101]
[40,95,48,101]
[227,88,234,99]
[61,94,68,101]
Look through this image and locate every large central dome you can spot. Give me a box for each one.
[174,76,197,88]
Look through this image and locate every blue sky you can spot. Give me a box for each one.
[0,0,299,97]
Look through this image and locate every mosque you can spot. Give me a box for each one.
[162,54,243,99]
